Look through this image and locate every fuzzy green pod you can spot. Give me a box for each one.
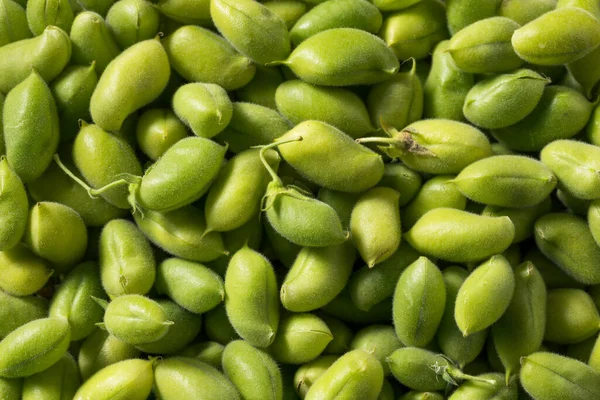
[482,198,551,244]
[225,246,279,348]
[541,140,600,200]
[172,83,232,139]
[321,288,393,325]
[387,347,449,391]
[272,28,399,86]
[268,313,333,364]
[90,38,169,132]
[305,350,383,400]
[436,266,487,368]
[535,213,600,285]
[222,340,283,400]
[380,0,448,61]
[448,373,518,400]
[178,341,225,368]
[264,1,307,28]
[155,0,210,24]
[162,25,255,91]
[204,304,240,345]
[156,258,224,314]
[73,359,154,400]
[447,17,522,74]
[0,291,47,339]
[393,257,446,347]
[134,299,202,354]
[491,262,546,378]
[350,325,403,376]
[77,328,141,381]
[455,255,515,336]
[0,158,28,251]
[405,208,515,263]
[0,245,52,297]
[0,26,70,94]
[99,219,155,298]
[211,0,290,65]
[290,0,382,46]
[367,60,423,131]
[499,0,557,24]
[70,12,124,74]
[263,220,301,268]
[373,0,422,11]
[453,155,556,208]
[316,189,359,229]
[49,262,106,341]
[520,352,600,400]
[24,202,87,273]
[545,289,600,344]
[135,108,188,160]
[275,80,375,139]
[320,315,353,355]
[281,242,356,312]
[0,377,22,400]
[512,7,600,66]
[359,119,491,175]
[154,357,240,400]
[463,69,549,129]
[402,175,467,231]
[26,0,73,36]
[103,294,173,345]
[0,317,70,378]
[524,248,584,290]
[105,0,159,49]
[350,187,401,267]
[492,86,593,152]
[235,66,283,109]
[277,120,384,192]
[22,352,80,400]
[3,72,59,183]
[589,199,600,247]
[446,0,500,35]
[378,163,422,206]
[0,0,30,46]
[294,355,337,398]
[424,40,474,121]
[567,43,600,99]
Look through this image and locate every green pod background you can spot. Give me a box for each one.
[0,244,52,297]
[350,325,403,376]
[26,0,74,36]
[448,373,518,400]
[264,0,307,29]
[321,288,393,325]
[268,313,333,364]
[0,158,28,251]
[0,377,22,400]
[135,108,188,160]
[204,304,241,345]
[0,0,31,47]
[482,197,551,244]
[544,289,600,344]
[373,0,422,11]
[320,314,353,355]
[178,341,225,369]
[294,355,337,398]
[0,291,47,339]
[317,189,359,229]
[105,0,160,49]
[499,0,557,25]
[445,0,501,35]
[378,163,423,207]
[236,66,283,109]
[21,352,80,400]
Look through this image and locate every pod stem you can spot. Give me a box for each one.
[355,137,399,145]
[256,136,303,185]
[444,365,498,386]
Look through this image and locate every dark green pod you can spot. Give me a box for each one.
[0,291,47,339]
[294,355,337,398]
[22,353,80,400]
[482,197,551,244]
[236,66,283,109]
[0,0,30,47]
[70,11,121,74]
[545,289,600,344]
[317,189,359,229]
[321,288,393,325]
[445,0,501,35]
[524,248,585,290]
[177,341,224,369]
[377,163,422,206]
[204,304,240,345]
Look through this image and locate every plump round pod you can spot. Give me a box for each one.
[492,262,546,378]
[405,208,515,263]
[463,69,549,129]
[268,313,333,364]
[225,246,279,348]
[154,357,240,400]
[387,347,449,392]
[393,257,446,347]
[3,72,59,183]
[0,245,52,297]
[445,0,500,35]
[24,202,87,273]
[204,304,240,345]
[49,262,106,341]
[447,17,523,74]
[535,213,600,285]
[492,85,593,152]
[305,350,383,400]
[512,7,600,66]
[90,38,170,132]
[294,355,337,398]
[73,359,154,400]
[222,340,282,400]
[380,0,448,61]
[26,0,73,36]
[0,158,28,251]
[545,289,600,344]
[78,328,141,381]
[178,341,225,368]
[275,80,375,139]
[290,0,382,46]
[0,26,71,94]
[135,108,188,160]
[264,0,307,28]
[0,317,70,378]
[281,242,355,312]
[350,325,403,376]
[448,373,518,400]
[455,255,515,336]
[172,83,232,139]
[155,0,210,24]
[162,25,255,91]
[276,120,384,192]
[0,0,30,47]
[520,352,600,400]
[105,0,160,49]
[377,163,422,206]
[482,197,551,244]
[22,352,80,400]
[272,28,399,86]
[235,66,283,109]
[156,258,224,314]
[134,299,202,354]
[0,291,47,339]
[453,155,556,208]
[70,12,121,74]
[320,315,353,355]
[99,219,155,298]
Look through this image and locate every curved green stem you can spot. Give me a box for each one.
[256,136,303,185]
[445,365,498,386]
[356,137,399,145]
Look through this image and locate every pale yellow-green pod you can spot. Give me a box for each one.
[26,0,74,36]
[0,158,28,251]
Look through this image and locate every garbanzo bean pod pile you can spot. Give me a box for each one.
[1,0,600,399]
